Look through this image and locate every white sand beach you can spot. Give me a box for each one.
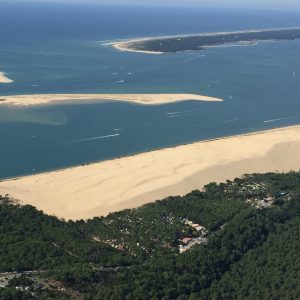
[1,125,300,220]
[0,72,13,84]
[0,93,222,106]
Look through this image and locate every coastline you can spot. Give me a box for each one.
[0,93,223,106]
[0,72,13,84]
[1,125,300,220]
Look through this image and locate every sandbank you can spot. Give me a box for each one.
[0,93,222,106]
[0,72,13,84]
[1,125,300,220]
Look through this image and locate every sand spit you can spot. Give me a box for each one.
[113,42,164,54]
[1,125,300,220]
[0,93,223,106]
[0,72,13,84]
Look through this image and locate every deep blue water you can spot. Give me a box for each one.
[0,2,300,178]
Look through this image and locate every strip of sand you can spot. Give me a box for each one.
[0,93,222,106]
[1,125,300,220]
[0,72,13,84]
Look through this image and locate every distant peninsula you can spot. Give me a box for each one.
[113,27,300,54]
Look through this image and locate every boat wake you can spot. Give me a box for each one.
[63,134,120,145]
[166,109,202,117]
[264,115,300,123]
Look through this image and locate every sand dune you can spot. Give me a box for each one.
[1,125,300,220]
[0,72,13,84]
[0,93,222,106]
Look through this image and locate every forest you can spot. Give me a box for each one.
[0,171,300,299]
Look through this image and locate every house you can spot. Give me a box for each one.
[181,237,192,245]
[191,224,204,231]
[179,237,208,253]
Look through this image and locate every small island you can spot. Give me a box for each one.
[114,27,300,54]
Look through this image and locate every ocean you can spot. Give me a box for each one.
[0,1,300,178]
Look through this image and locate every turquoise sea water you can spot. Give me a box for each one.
[0,2,300,178]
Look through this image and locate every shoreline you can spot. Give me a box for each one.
[0,72,13,84]
[0,93,223,106]
[1,125,300,220]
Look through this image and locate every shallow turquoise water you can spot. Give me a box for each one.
[0,3,300,178]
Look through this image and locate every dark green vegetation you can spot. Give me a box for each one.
[126,27,300,53]
[1,171,300,299]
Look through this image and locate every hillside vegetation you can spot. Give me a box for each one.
[0,171,300,299]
